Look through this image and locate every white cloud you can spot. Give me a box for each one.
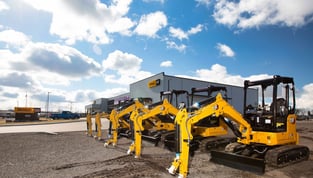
[167,24,203,52]
[134,11,167,38]
[102,50,153,85]
[193,64,275,87]
[103,50,142,72]
[0,49,19,69]
[194,64,243,86]
[169,27,188,40]
[166,41,186,52]
[216,43,235,57]
[297,83,313,110]
[92,44,102,55]
[0,72,38,89]
[0,41,102,86]
[169,24,203,40]
[143,0,165,3]
[0,29,30,47]
[69,87,129,112]
[0,0,9,11]
[188,24,204,35]
[213,0,313,29]
[0,76,129,112]
[106,17,134,36]
[160,60,172,67]
[0,24,129,112]
[20,42,102,78]
[22,0,134,45]
[195,0,211,7]
[1,85,129,112]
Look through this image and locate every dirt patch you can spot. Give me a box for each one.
[69,154,172,178]
[0,132,173,178]
[1,120,313,178]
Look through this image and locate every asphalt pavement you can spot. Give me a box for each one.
[0,118,110,134]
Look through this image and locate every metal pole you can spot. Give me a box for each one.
[47,92,51,118]
[25,92,28,107]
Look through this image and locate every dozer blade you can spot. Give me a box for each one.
[210,150,265,174]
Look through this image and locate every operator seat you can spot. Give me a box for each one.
[270,98,288,131]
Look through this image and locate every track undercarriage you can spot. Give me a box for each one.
[211,142,310,174]
[137,129,235,154]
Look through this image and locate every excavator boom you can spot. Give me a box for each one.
[128,98,178,157]
[104,99,150,147]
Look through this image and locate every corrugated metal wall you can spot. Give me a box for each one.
[85,72,258,114]
[130,72,258,114]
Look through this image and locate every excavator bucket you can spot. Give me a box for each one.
[210,150,265,174]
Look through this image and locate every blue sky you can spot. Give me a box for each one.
[0,0,312,112]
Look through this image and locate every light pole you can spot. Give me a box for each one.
[69,101,73,112]
[46,92,51,118]
[25,92,28,107]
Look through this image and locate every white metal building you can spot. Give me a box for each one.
[86,72,258,114]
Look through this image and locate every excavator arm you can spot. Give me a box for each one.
[86,112,109,139]
[104,100,149,147]
[128,98,178,157]
[168,93,253,177]
[94,112,110,140]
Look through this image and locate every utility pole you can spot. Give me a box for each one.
[69,101,73,112]
[25,92,28,107]
[46,92,51,118]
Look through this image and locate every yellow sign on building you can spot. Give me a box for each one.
[148,79,160,88]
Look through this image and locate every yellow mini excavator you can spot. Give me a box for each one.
[164,86,235,154]
[127,90,188,158]
[128,87,233,158]
[168,75,309,178]
[104,98,152,147]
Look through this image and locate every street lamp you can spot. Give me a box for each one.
[46,92,51,118]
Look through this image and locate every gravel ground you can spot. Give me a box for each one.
[0,121,312,178]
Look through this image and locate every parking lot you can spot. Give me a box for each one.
[0,120,312,178]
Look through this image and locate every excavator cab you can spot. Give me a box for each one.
[142,90,189,145]
[149,90,189,124]
[243,75,295,132]
[160,89,189,109]
[191,85,228,128]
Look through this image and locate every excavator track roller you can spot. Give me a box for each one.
[265,145,310,167]
[198,137,237,152]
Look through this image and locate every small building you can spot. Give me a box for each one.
[85,98,109,114]
[85,72,258,114]
[85,93,131,113]
[14,107,41,121]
